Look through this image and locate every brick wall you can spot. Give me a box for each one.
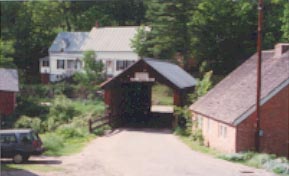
[192,113,237,153]
[0,91,16,115]
[237,85,289,157]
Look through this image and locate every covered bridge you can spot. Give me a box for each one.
[101,58,196,127]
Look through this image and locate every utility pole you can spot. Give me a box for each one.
[255,0,263,152]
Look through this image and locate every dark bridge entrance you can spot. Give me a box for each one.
[101,58,196,128]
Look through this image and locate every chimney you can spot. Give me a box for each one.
[95,21,99,28]
[274,43,289,57]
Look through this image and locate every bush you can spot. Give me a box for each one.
[56,124,88,139]
[41,133,64,156]
[219,152,289,175]
[247,153,276,167]
[190,129,204,145]
[220,152,255,162]
[14,116,43,132]
[46,95,80,131]
[15,96,49,117]
[174,126,190,136]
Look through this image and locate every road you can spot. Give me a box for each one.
[1,128,275,176]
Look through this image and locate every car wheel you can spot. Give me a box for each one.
[13,154,24,164]
[23,155,30,162]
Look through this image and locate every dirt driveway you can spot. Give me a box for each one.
[1,128,276,176]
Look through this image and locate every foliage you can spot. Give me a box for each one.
[56,124,88,139]
[133,0,196,69]
[174,106,192,130]
[14,116,43,133]
[41,133,65,156]
[15,96,49,117]
[281,3,289,41]
[73,50,104,98]
[131,26,149,57]
[190,70,213,103]
[46,95,80,131]
[0,39,15,68]
[220,152,289,175]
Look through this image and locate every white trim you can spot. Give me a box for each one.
[233,78,289,125]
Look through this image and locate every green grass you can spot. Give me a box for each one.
[1,163,65,172]
[177,135,221,157]
[70,99,105,115]
[57,136,95,156]
[41,133,95,156]
[152,84,173,105]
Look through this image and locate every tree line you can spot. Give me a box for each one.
[1,0,288,83]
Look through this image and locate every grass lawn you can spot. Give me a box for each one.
[70,99,105,115]
[1,163,65,172]
[40,133,95,156]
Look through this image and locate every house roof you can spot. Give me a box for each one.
[49,32,89,52]
[144,58,197,89]
[101,58,196,90]
[81,26,140,52]
[190,48,289,126]
[0,68,19,92]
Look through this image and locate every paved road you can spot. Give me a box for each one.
[1,128,275,176]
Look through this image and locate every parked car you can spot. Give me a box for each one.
[0,129,44,163]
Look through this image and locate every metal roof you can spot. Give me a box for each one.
[0,68,19,92]
[81,26,140,52]
[190,49,289,125]
[101,58,196,90]
[49,32,89,52]
[143,58,196,89]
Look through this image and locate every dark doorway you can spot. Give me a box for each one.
[121,83,152,126]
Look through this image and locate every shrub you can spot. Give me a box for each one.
[14,116,43,132]
[190,129,204,145]
[46,95,80,131]
[247,153,276,167]
[41,133,64,156]
[174,126,189,136]
[15,96,49,117]
[220,153,248,162]
[92,125,110,136]
[56,124,88,139]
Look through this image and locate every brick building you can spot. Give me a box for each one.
[0,68,19,116]
[190,43,289,157]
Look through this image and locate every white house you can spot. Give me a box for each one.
[39,26,141,83]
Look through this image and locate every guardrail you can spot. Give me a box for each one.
[88,116,109,133]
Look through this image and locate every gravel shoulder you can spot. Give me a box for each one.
[1,128,276,176]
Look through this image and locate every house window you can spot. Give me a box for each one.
[57,60,65,69]
[218,124,227,138]
[67,60,75,69]
[116,60,135,71]
[42,60,49,67]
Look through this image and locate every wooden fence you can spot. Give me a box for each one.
[88,116,109,133]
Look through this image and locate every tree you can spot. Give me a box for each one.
[281,3,289,41]
[0,39,16,68]
[74,51,104,87]
[133,0,196,69]
[190,70,213,103]
[131,26,150,57]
